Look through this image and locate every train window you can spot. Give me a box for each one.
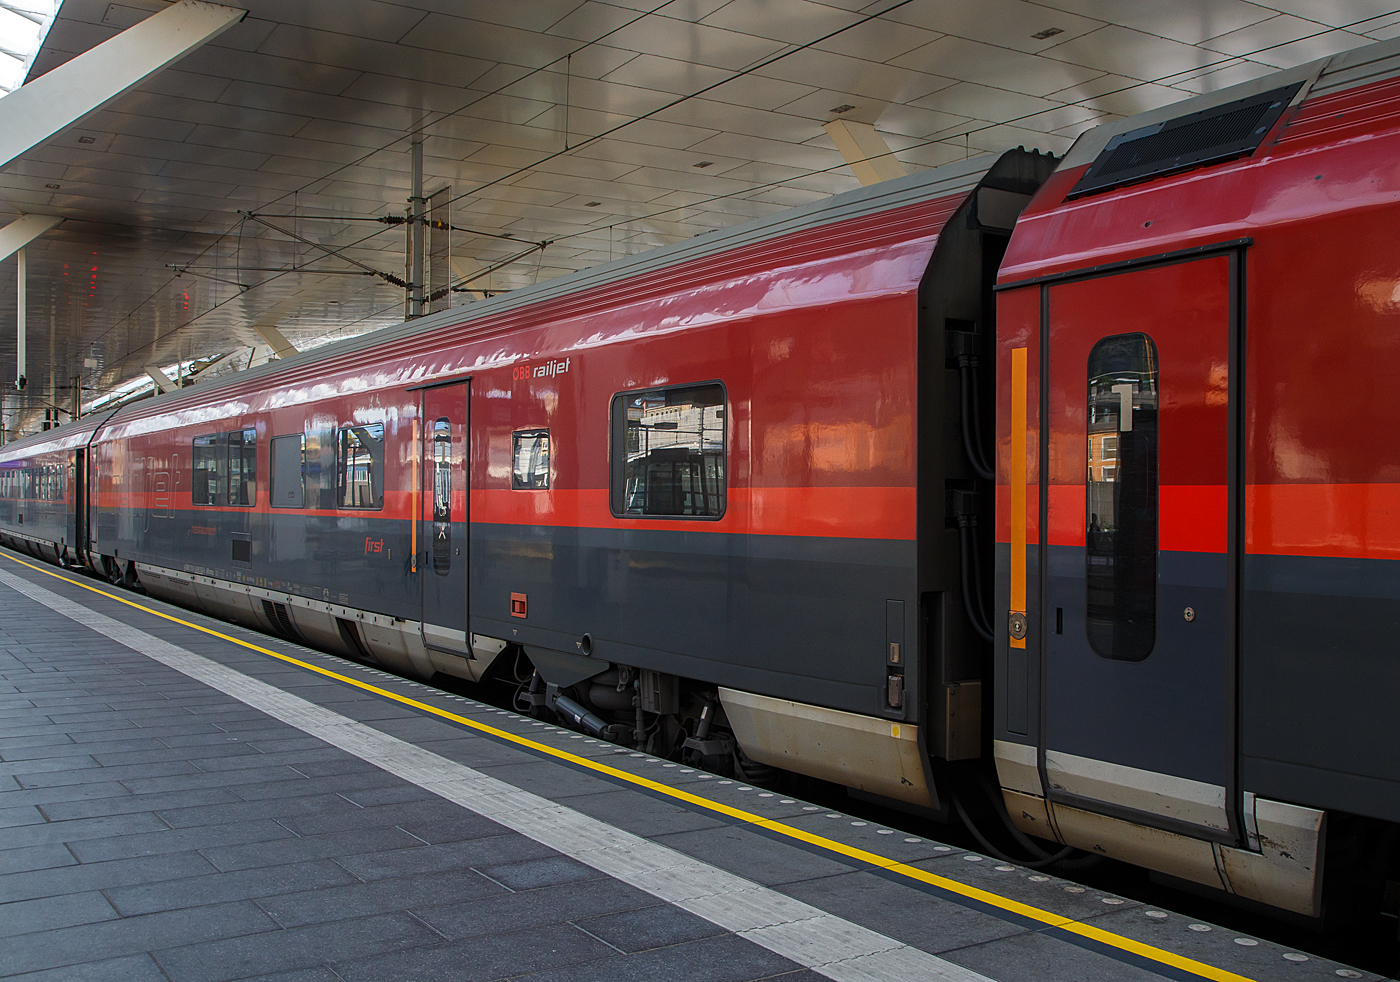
[227,428,257,506]
[192,434,226,506]
[270,435,304,508]
[1086,333,1158,662]
[610,382,726,519]
[512,429,550,490]
[431,418,452,574]
[338,423,385,509]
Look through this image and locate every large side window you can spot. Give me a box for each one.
[338,423,385,509]
[228,428,257,506]
[270,434,304,508]
[610,382,726,518]
[1086,334,1158,662]
[192,434,225,506]
[512,429,550,489]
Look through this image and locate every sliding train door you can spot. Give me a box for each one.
[1041,251,1239,842]
[419,380,471,656]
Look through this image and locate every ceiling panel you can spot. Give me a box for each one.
[0,0,1391,438]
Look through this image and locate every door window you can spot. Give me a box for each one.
[431,418,452,575]
[1086,333,1159,662]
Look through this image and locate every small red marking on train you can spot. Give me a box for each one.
[364,537,384,554]
[510,592,527,618]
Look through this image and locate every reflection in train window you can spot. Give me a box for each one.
[1086,333,1158,662]
[432,418,452,575]
[512,429,550,489]
[610,383,726,518]
[192,434,225,506]
[228,429,257,506]
[338,423,385,509]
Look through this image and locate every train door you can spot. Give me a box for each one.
[419,380,470,655]
[1040,252,1239,842]
[67,449,82,563]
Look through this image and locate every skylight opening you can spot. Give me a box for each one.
[0,0,55,94]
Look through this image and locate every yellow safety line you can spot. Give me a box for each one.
[0,549,1258,982]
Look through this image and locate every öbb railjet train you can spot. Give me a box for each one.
[6,40,1400,923]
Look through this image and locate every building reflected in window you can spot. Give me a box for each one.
[1086,334,1158,662]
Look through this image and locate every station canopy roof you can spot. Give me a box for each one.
[0,0,1394,434]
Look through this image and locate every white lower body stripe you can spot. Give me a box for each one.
[0,567,992,982]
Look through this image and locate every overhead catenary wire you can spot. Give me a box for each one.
[60,7,1386,419]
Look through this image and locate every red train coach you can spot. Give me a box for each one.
[995,39,1400,918]
[0,148,1051,816]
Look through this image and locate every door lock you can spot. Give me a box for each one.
[1008,611,1028,640]
[1183,607,1195,622]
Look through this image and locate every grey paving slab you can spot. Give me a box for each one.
[556,787,730,838]
[0,781,133,808]
[117,765,309,796]
[39,787,241,822]
[0,731,78,748]
[477,854,607,892]
[218,769,403,802]
[0,755,101,777]
[1,737,169,761]
[200,826,429,872]
[574,901,727,952]
[0,900,278,977]
[185,747,350,773]
[0,890,120,938]
[17,759,199,790]
[219,969,344,982]
[69,818,299,863]
[152,911,443,982]
[943,926,1162,982]
[470,757,625,800]
[155,792,367,830]
[334,833,557,882]
[0,802,45,827]
[256,868,506,928]
[1087,905,1369,980]
[0,851,219,904]
[909,855,1146,923]
[333,921,616,982]
[0,842,80,876]
[518,932,809,982]
[782,867,1029,955]
[336,784,438,808]
[415,878,653,944]
[271,796,497,839]
[0,812,170,850]
[87,744,261,767]
[650,824,867,888]
[105,859,362,917]
[1,952,169,981]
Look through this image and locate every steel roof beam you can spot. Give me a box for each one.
[0,212,60,262]
[0,0,245,170]
[144,366,174,394]
[823,120,907,187]
[252,324,297,360]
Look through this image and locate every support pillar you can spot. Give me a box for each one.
[407,133,425,319]
[15,246,23,390]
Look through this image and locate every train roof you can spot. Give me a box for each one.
[0,145,1048,457]
[1041,35,1400,212]
[999,35,1400,285]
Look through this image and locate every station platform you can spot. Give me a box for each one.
[0,545,1379,982]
